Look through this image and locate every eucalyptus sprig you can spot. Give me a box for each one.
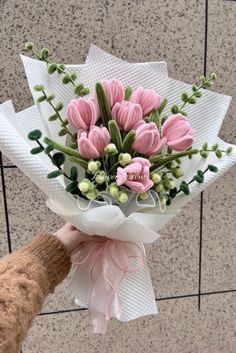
[24,42,90,96]
[199,142,233,159]
[27,129,78,181]
[34,84,77,142]
[170,72,217,117]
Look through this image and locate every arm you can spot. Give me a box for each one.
[0,224,104,353]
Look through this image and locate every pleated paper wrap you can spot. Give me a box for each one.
[0,46,235,330]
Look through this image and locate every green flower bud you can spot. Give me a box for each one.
[200,150,208,158]
[151,172,162,184]
[172,167,184,178]
[107,183,120,197]
[155,183,164,193]
[85,189,99,200]
[95,171,107,185]
[138,192,149,201]
[25,42,34,50]
[104,143,118,155]
[88,161,101,173]
[119,153,132,166]
[117,191,129,204]
[226,146,233,154]
[78,179,92,193]
[215,149,222,158]
[159,194,166,205]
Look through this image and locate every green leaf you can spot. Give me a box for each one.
[108,120,123,152]
[124,86,132,100]
[122,130,136,154]
[46,94,55,102]
[188,97,196,104]
[47,170,63,179]
[52,152,65,167]
[181,92,188,103]
[41,48,50,59]
[58,128,67,136]
[201,142,208,150]
[44,144,54,154]
[48,114,58,121]
[171,105,179,114]
[74,83,84,95]
[55,102,64,111]
[215,149,222,158]
[95,82,113,128]
[70,72,77,81]
[48,63,57,74]
[66,182,78,193]
[161,115,168,125]
[62,75,71,84]
[208,164,218,172]
[70,166,78,181]
[25,42,34,50]
[193,175,204,183]
[80,87,90,96]
[197,170,204,177]
[30,146,44,154]
[180,182,190,195]
[149,110,160,127]
[194,91,202,98]
[57,64,65,74]
[34,84,45,92]
[169,187,177,199]
[212,143,219,151]
[226,146,233,154]
[37,95,46,103]
[28,129,42,140]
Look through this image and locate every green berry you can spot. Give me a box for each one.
[151,172,162,184]
[78,179,92,193]
[117,191,129,203]
[138,192,149,201]
[104,143,118,155]
[119,153,132,166]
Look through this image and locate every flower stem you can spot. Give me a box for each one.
[150,149,199,171]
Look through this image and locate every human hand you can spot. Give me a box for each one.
[54,223,106,254]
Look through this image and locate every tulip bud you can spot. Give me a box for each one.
[88,161,101,173]
[119,153,132,166]
[155,183,164,193]
[104,143,118,155]
[78,179,92,193]
[107,183,120,197]
[172,167,184,179]
[138,192,149,201]
[151,172,162,184]
[117,191,129,203]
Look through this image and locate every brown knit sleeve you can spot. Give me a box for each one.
[0,234,71,353]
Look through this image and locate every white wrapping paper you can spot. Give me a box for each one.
[0,45,235,324]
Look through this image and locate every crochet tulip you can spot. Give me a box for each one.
[130,87,161,116]
[112,101,143,131]
[116,157,153,193]
[161,114,194,151]
[132,122,166,156]
[67,98,99,130]
[101,79,125,107]
[78,126,110,159]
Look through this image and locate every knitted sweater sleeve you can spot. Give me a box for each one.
[0,234,71,353]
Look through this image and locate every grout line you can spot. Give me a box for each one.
[0,152,12,253]
[198,0,209,312]
[3,165,17,169]
[39,289,236,316]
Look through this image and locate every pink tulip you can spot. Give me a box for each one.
[101,79,125,107]
[161,114,194,151]
[132,122,166,156]
[112,101,143,131]
[67,97,99,131]
[116,157,153,193]
[130,87,161,116]
[78,126,110,159]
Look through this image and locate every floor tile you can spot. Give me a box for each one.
[201,0,236,292]
[23,293,236,353]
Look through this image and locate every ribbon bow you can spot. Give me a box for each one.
[71,239,144,334]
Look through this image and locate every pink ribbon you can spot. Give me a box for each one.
[71,239,145,334]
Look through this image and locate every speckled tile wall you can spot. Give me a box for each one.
[0,0,235,353]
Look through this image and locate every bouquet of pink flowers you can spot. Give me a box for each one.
[0,43,235,334]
